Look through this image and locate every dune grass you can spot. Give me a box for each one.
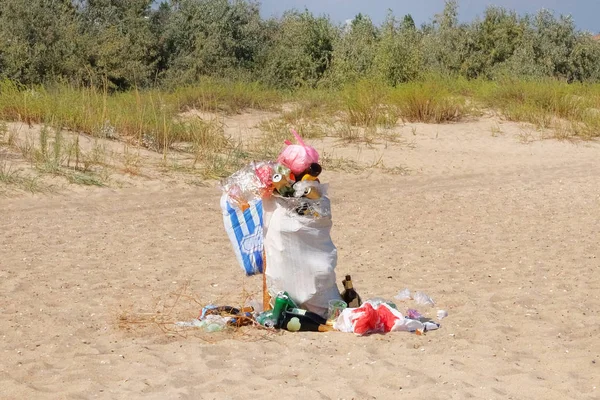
[3,76,597,146]
[0,161,49,194]
[0,79,281,149]
[471,78,600,139]
[1,75,599,190]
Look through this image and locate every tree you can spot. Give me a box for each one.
[150,2,174,78]
[568,34,600,82]
[401,14,416,31]
[461,7,526,78]
[531,10,577,79]
[328,13,378,84]
[421,0,468,75]
[0,0,82,84]
[77,0,156,89]
[262,10,336,88]
[372,12,423,86]
[160,0,267,85]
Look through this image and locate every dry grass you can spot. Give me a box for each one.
[1,75,598,194]
[1,123,109,188]
[472,78,600,140]
[342,80,397,128]
[390,81,468,123]
[0,79,280,152]
[0,161,48,194]
[116,281,279,343]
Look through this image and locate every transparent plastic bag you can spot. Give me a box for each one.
[394,288,411,301]
[413,291,435,307]
[275,181,331,218]
[220,161,275,210]
[394,288,435,307]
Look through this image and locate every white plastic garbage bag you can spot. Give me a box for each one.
[262,192,340,318]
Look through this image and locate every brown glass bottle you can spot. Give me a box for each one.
[341,274,362,308]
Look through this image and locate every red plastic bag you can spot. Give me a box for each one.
[351,303,382,335]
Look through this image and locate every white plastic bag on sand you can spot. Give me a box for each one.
[262,194,340,318]
[333,303,427,335]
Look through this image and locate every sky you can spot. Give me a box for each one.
[257,0,599,33]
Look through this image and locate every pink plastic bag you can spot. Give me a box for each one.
[277,129,319,176]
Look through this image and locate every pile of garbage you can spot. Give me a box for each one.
[221,129,339,317]
[177,286,447,336]
[184,129,448,336]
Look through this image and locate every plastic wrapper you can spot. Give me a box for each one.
[395,288,411,301]
[394,288,435,307]
[287,183,331,218]
[175,315,230,332]
[365,298,398,310]
[406,308,422,319]
[292,180,321,198]
[220,161,276,211]
[413,291,435,307]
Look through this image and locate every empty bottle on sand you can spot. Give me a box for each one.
[341,275,362,308]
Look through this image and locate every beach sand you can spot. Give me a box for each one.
[1,117,599,399]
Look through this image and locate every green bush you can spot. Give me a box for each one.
[261,10,336,88]
[1,0,600,89]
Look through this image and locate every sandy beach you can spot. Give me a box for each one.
[1,116,599,399]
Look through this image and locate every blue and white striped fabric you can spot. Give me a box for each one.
[220,194,264,276]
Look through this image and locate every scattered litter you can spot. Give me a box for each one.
[423,321,440,331]
[180,130,450,337]
[176,304,256,332]
[394,289,435,307]
[413,291,435,307]
[175,315,229,332]
[364,297,396,309]
[333,302,439,336]
[245,298,264,314]
[395,288,411,301]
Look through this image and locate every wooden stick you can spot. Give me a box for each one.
[262,250,271,311]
